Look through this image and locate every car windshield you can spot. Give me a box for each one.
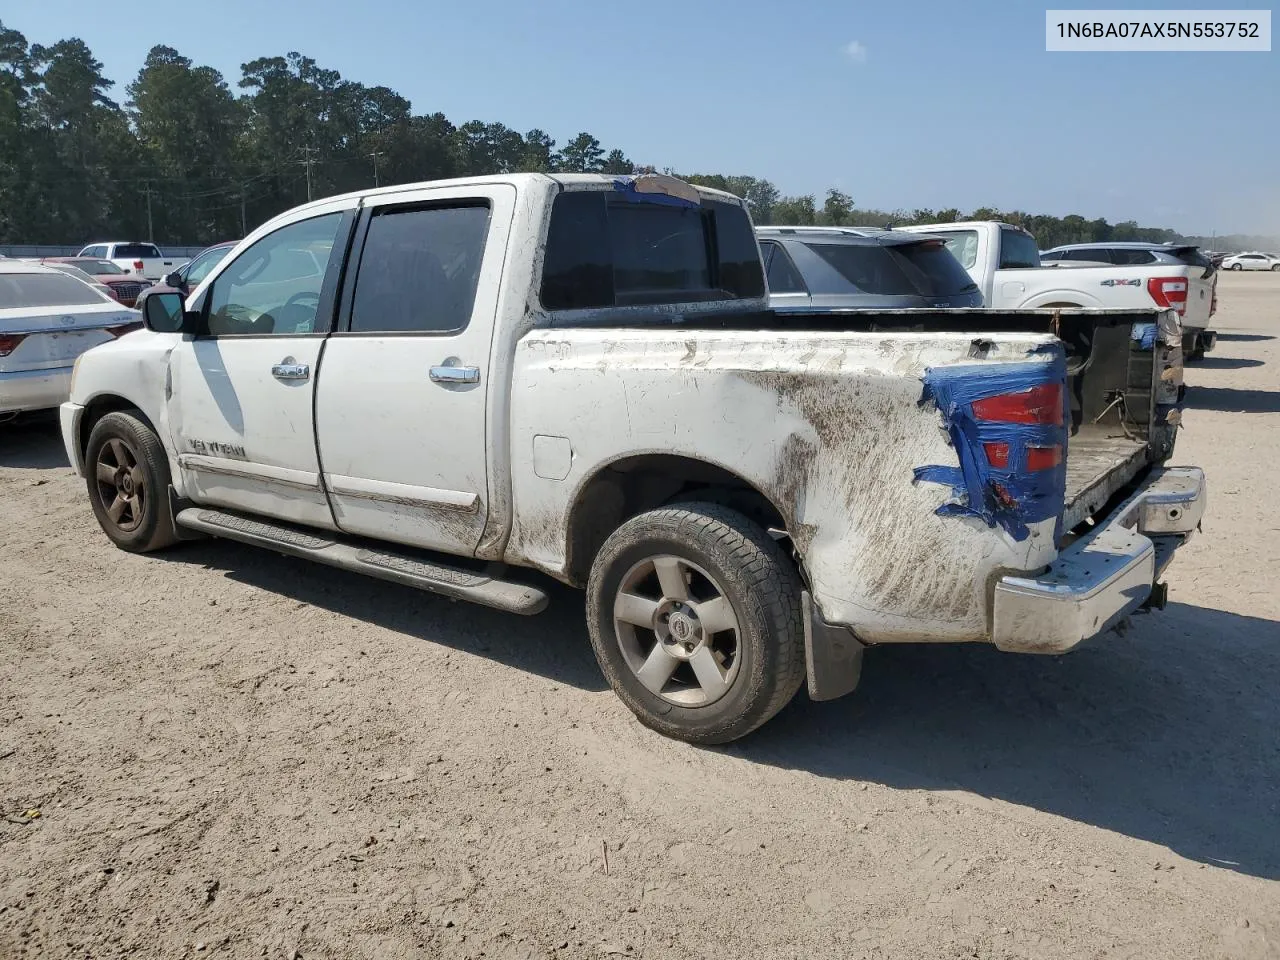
[114,243,162,259]
[804,240,979,296]
[71,259,128,275]
[0,271,111,307]
[186,246,233,285]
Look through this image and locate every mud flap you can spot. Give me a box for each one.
[802,591,865,701]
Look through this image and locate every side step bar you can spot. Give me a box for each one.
[174,508,549,616]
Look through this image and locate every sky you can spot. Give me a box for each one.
[5,0,1278,235]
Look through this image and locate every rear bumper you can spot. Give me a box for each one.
[0,365,73,414]
[60,401,86,476]
[991,466,1206,654]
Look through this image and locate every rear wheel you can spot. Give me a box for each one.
[1231,263,1243,271]
[85,410,178,553]
[1271,264,1280,272]
[585,503,805,744]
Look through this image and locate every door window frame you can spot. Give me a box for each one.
[334,199,494,337]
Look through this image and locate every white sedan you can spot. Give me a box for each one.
[1,262,142,418]
[1221,252,1280,271]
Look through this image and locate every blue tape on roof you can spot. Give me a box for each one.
[611,177,701,209]
[913,355,1068,543]
[1131,322,1157,350]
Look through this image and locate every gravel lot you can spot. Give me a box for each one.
[2,272,1278,960]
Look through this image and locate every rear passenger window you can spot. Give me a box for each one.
[1111,249,1156,265]
[1063,248,1112,263]
[539,189,764,311]
[760,241,806,294]
[349,204,490,334]
[998,229,1042,269]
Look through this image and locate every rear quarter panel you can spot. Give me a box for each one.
[507,328,1064,643]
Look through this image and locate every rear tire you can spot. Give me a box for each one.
[585,502,805,744]
[85,410,178,553]
[1271,264,1280,272]
[1231,263,1243,271]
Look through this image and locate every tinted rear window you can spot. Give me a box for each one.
[114,244,162,259]
[998,229,1041,269]
[0,272,109,307]
[540,190,764,311]
[804,241,978,297]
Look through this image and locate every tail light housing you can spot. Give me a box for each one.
[0,334,27,357]
[1147,276,1188,316]
[132,259,145,272]
[971,382,1063,426]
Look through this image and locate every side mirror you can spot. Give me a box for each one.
[163,270,184,288]
[142,291,190,333]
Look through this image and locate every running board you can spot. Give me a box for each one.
[173,508,549,616]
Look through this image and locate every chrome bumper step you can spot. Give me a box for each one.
[174,508,549,616]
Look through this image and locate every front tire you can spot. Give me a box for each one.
[85,410,178,553]
[585,503,805,744]
[1231,263,1243,270]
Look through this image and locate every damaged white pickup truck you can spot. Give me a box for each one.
[61,173,1206,743]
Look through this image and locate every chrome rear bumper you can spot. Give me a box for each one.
[991,466,1206,654]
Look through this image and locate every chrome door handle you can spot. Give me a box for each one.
[429,365,480,384]
[271,359,310,381]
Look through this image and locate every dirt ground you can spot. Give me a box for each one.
[2,272,1278,960]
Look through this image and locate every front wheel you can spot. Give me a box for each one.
[85,410,178,552]
[1231,263,1243,270]
[1271,264,1280,272]
[585,503,805,744]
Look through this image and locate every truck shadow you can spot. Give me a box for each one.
[166,539,607,692]
[0,413,71,469]
[741,602,1280,880]
[1184,385,1280,413]
[1213,333,1274,343]
[1192,356,1264,370]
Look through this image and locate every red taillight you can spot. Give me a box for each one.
[1147,276,1188,316]
[1026,445,1064,471]
[0,334,27,357]
[132,259,145,271]
[972,382,1063,426]
[105,322,143,338]
[983,441,1063,472]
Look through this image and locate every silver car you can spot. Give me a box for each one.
[0,262,142,418]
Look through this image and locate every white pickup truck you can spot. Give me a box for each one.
[75,242,187,282]
[900,221,1217,359]
[59,174,1206,744]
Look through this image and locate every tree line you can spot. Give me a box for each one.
[0,22,1262,252]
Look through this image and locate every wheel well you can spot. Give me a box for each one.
[564,455,787,586]
[79,397,156,459]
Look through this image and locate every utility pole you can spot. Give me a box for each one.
[143,181,154,242]
[297,147,317,203]
[240,186,248,237]
[369,150,384,188]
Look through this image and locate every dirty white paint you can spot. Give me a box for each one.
[507,328,1064,644]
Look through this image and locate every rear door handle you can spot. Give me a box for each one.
[429,365,480,384]
[271,358,310,381]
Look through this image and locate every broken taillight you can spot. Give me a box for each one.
[1147,276,1188,315]
[983,441,1063,471]
[971,382,1064,426]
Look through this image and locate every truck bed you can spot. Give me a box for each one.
[1064,428,1149,531]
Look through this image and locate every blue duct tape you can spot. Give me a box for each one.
[914,355,1069,542]
[1131,322,1157,350]
[610,177,701,209]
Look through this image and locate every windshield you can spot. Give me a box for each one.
[0,271,111,307]
[70,259,128,275]
[804,240,979,297]
[186,246,234,285]
[114,243,162,259]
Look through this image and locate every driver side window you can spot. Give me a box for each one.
[205,213,342,336]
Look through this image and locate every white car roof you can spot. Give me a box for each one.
[0,261,61,275]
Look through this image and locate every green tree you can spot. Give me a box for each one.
[602,148,632,174]
[772,195,817,225]
[520,128,558,172]
[559,132,604,172]
[820,188,854,225]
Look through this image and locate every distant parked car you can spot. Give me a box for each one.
[39,261,124,303]
[1220,252,1280,271]
[139,240,237,301]
[1040,242,1218,277]
[756,226,983,310]
[0,262,142,417]
[40,257,150,307]
[74,242,187,281]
